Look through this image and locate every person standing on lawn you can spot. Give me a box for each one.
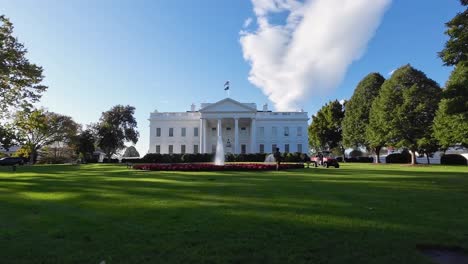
[274,148,282,171]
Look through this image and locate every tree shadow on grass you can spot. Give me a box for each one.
[0,164,467,263]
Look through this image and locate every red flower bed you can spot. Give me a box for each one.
[133,163,304,171]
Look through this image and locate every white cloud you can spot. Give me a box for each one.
[243,17,253,28]
[388,69,396,76]
[240,0,391,111]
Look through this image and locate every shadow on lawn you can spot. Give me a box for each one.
[0,164,467,263]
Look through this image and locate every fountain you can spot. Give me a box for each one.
[264,153,275,163]
[214,119,225,166]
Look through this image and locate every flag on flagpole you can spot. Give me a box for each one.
[224,81,230,91]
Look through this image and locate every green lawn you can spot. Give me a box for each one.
[0,163,467,264]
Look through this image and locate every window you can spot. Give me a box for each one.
[169,128,174,137]
[194,127,199,137]
[241,144,246,154]
[284,127,289,137]
[297,126,302,136]
[240,127,247,136]
[168,145,173,154]
[297,144,302,153]
[272,144,277,153]
[193,145,199,154]
[259,144,265,154]
[258,127,265,137]
[212,144,216,153]
[211,127,217,136]
[156,145,161,154]
[285,144,290,153]
[181,145,186,154]
[156,128,161,137]
[272,127,277,137]
[181,128,186,137]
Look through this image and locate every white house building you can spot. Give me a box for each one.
[148,98,309,154]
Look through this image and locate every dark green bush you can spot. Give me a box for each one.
[385,151,411,164]
[125,153,275,163]
[349,149,363,158]
[345,157,374,163]
[441,154,467,165]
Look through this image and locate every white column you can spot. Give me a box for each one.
[234,118,239,154]
[217,119,222,137]
[250,118,256,153]
[199,118,203,154]
[202,119,207,153]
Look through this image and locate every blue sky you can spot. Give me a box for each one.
[0,0,462,155]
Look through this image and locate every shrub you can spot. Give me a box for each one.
[345,156,374,163]
[103,158,119,163]
[349,149,363,158]
[133,163,304,171]
[441,154,467,165]
[385,151,411,164]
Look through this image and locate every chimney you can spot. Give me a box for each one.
[263,103,268,111]
[191,103,196,112]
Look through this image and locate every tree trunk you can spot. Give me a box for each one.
[426,153,430,164]
[410,150,417,165]
[374,146,381,163]
[30,149,37,164]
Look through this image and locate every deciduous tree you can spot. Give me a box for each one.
[123,146,140,158]
[342,73,385,153]
[438,1,468,66]
[14,109,79,163]
[367,65,441,165]
[0,15,47,116]
[96,105,139,160]
[308,100,345,158]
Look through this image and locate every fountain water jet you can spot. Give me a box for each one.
[214,119,225,166]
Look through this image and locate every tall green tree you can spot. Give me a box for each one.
[0,123,18,155]
[433,62,468,148]
[367,65,441,165]
[96,105,139,160]
[342,73,385,153]
[0,15,47,116]
[123,146,140,158]
[308,100,345,158]
[14,109,79,163]
[438,1,468,66]
[73,128,96,161]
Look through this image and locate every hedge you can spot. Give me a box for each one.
[385,151,411,164]
[344,156,374,163]
[441,154,467,165]
[122,152,307,164]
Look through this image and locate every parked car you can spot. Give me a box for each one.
[311,151,340,168]
[0,157,25,166]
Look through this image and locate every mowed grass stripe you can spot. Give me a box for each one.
[0,163,467,263]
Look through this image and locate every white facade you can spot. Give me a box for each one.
[148,98,309,154]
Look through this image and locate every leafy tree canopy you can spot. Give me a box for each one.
[14,109,79,163]
[96,105,139,159]
[308,100,345,155]
[342,72,385,149]
[368,65,441,164]
[438,1,468,65]
[0,15,47,116]
[433,62,468,148]
[123,146,140,158]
